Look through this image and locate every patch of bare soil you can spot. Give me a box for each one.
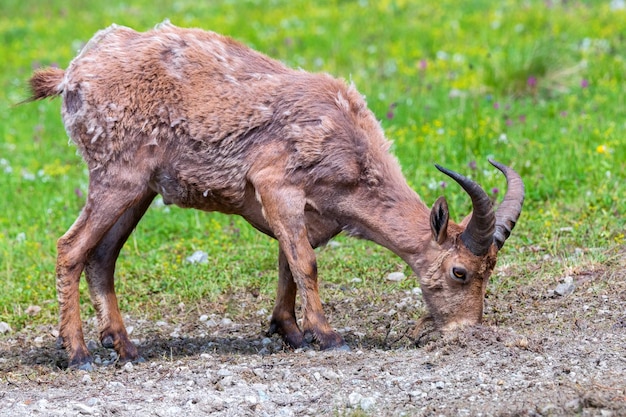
[1,253,625,416]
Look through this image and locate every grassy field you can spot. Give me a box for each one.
[1,0,624,330]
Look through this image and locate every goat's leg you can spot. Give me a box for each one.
[268,248,306,348]
[268,214,341,348]
[255,184,346,350]
[56,183,147,369]
[84,191,155,363]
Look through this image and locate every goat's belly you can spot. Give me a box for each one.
[149,175,247,214]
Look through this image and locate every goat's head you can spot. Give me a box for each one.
[417,160,524,331]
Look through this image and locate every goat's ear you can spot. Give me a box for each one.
[430,196,449,245]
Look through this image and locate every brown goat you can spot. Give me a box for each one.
[27,22,524,369]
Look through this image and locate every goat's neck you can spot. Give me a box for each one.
[340,182,432,267]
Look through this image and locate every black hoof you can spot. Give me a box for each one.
[68,355,94,371]
[101,335,115,349]
[327,343,351,352]
[77,362,94,372]
[268,320,306,349]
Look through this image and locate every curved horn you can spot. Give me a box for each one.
[435,164,495,256]
[489,160,525,250]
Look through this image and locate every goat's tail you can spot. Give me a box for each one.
[25,67,65,102]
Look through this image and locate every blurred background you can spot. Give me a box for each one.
[1,0,624,328]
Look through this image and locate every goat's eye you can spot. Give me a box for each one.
[451,267,467,282]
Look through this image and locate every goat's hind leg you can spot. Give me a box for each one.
[84,191,155,364]
[268,248,306,348]
[56,181,149,369]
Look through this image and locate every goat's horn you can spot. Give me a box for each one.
[435,164,495,256]
[489,159,525,250]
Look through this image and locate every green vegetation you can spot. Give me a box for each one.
[1,0,624,329]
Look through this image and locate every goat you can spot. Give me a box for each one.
[27,22,524,369]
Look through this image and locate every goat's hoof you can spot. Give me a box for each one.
[77,362,94,372]
[101,335,115,349]
[328,343,351,352]
[268,319,306,349]
[68,354,94,371]
[311,331,347,351]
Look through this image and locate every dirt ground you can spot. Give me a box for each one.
[1,249,625,416]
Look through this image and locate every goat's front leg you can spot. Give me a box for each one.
[256,184,346,350]
[57,183,147,369]
[84,191,155,363]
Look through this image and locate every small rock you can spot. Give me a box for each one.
[199,314,209,322]
[322,369,341,380]
[185,250,208,264]
[348,392,363,407]
[360,396,376,411]
[350,277,362,283]
[540,403,558,414]
[25,305,42,316]
[85,398,100,407]
[409,390,425,402]
[87,340,99,351]
[108,381,125,389]
[73,403,97,415]
[257,389,270,402]
[82,374,93,384]
[0,322,12,334]
[78,362,94,372]
[565,398,581,411]
[555,276,575,296]
[123,361,134,372]
[327,240,341,248]
[434,381,445,389]
[165,406,183,416]
[386,272,406,282]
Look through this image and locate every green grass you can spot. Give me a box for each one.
[1,0,624,329]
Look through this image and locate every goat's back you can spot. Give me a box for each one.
[36,22,399,210]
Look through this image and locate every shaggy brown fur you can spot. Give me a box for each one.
[28,22,523,369]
